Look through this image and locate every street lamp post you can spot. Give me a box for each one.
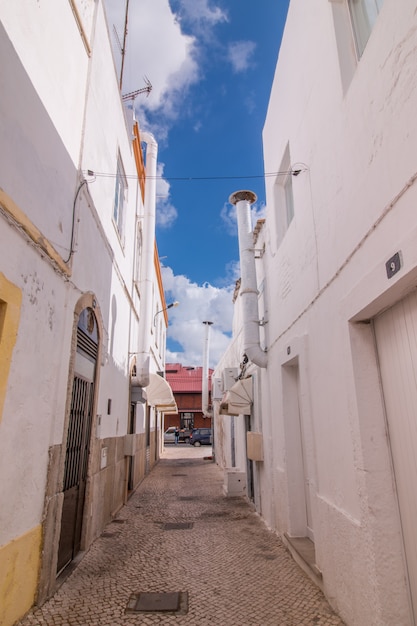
[153,301,179,326]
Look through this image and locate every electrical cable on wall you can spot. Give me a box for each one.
[64,179,88,265]
[82,167,308,183]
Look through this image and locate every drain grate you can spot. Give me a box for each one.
[126,591,188,614]
[163,522,194,530]
[179,496,200,501]
[101,532,117,538]
[111,519,126,524]
[171,473,187,477]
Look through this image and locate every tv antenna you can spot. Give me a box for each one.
[122,76,153,102]
[119,0,130,90]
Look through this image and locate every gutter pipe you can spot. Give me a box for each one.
[136,131,158,386]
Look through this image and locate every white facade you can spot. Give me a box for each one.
[214,1,417,624]
[0,3,170,624]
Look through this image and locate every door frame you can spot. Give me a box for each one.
[373,296,417,624]
[38,293,103,599]
[280,335,316,540]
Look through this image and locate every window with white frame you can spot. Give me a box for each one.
[348,0,385,58]
[113,154,127,240]
[274,144,295,245]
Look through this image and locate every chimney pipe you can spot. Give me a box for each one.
[202,321,213,417]
[229,190,267,368]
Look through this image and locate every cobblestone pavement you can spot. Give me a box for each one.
[19,446,345,626]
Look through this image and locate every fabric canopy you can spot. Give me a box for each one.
[223,377,253,416]
[146,373,177,413]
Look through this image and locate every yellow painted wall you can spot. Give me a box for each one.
[0,272,22,423]
[0,525,42,626]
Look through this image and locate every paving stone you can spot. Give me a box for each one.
[17,446,345,626]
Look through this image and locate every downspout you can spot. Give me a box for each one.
[229,190,267,368]
[202,321,213,417]
[136,131,158,386]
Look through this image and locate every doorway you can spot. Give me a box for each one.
[283,359,314,540]
[57,307,98,574]
[245,414,254,501]
[127,402,136,493]
[374,291,417,623]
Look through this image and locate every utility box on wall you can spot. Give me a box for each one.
[223,470,246,497]
[124,434,136,457]
[246,432,264,461]
[222,368,238,391]
[212,377,223,400]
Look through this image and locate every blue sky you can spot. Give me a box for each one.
[104,0,290,366]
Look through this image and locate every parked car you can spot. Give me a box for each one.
[189,428,212,446]
[163,427,191,444]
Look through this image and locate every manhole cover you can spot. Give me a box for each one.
[126,591,188,614]
[163,522,194,530]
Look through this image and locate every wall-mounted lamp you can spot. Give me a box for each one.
[153,301,179,326]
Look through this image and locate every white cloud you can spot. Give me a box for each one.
[220,201,237,236]
[103,0,239,368]
[161,266,234,367]
[227,40,256,73]
[104,0,200,119]
[223,259,241,285]
[220,199,266,236]
[174,0,228,26]
[155,163,178,228]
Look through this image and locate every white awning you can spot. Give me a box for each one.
[146,373,178,413]
[223,377,253,416]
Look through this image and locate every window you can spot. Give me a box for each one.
[113,154,127,240]
[348,0,384,57]
[274,144,295,245]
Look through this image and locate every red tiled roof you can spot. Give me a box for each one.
[165,363,213,393]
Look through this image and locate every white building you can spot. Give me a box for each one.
[213,1,417,624]
[0,3,174,624]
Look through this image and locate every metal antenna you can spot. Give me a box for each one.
[119,0,130,90]
[122,76,153,102]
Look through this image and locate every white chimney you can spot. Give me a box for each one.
[229,190,267,368]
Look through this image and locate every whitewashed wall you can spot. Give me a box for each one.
[262,1,417,623]
[215,1,417,624]
[0,1,157,621]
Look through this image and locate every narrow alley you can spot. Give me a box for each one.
[18,447,344,626]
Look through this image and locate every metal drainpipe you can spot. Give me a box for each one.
[136,131,158,386]
[229,190,267,368]
[202,321,213,417]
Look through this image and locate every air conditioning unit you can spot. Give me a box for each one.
[222,368,238,391]
[212,377,223,400]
